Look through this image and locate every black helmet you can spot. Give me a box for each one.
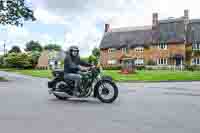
[69,45,79,57]
[69,45,79,52]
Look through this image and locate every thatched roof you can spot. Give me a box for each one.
[100,18,200,49]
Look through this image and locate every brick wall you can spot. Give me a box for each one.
[186,44,200,65]
[100,43,187,67]
[36,51,49,68]
[144,43,186,65]
[100,48,123,67]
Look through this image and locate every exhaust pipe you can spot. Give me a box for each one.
[53,91,73,98]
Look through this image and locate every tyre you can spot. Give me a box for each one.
[53,81,68,100]
[53,93,68,100]
[96,80,118,103]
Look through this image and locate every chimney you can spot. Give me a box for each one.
[105,23,110,32]
[184,9,189,19]
[152,13,158,27]
[184,9,189,44]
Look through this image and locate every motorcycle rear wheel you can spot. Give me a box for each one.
[53,93,68,100]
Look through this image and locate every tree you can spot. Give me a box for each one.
[88,55,98,65]
[0,0,36,26]
[92,48,100,59]
[29,50,41,68]
[0,55,4,67]
[4,53,32,68]
[81,57,89,63]
[9,45,21,53]
[44,44,61,51]
[25,40,43,52]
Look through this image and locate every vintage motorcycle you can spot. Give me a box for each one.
[48,67,118,103]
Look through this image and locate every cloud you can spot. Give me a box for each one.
[2,0,200,56]
[34,8,68,25]
[0,25,62,53]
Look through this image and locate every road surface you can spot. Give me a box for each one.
[1,71,200,133]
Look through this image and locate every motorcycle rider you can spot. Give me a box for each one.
[64,45,93,96]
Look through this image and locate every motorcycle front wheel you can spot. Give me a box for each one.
[96,80,118,103]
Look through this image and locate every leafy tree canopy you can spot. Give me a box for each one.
[92,47,100,58]
[44,44,61,51]
[9,45,21,53]
[88,55,98,65]
[0,0,36,26]
[25,40,43,52]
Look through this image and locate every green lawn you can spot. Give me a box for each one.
[1,68,200,82]
[103,70,200,81]
[0,77,7,81]
[0,68,52,79]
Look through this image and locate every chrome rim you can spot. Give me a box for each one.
[98,83,115,100]
[55,81,66,90]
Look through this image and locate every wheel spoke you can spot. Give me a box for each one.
[99,82,115,100]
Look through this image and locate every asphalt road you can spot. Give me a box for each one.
[1,71,200,133]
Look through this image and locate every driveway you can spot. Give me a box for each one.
[0,71,200,133]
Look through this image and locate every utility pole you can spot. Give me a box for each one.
[3,40,6,56]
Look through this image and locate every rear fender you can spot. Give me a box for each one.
[48,77,61,88]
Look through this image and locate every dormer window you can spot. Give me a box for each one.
[135,46,144,52]
[122,47,128,54]
[192,43,200,50]
[108,48,116,53]
[158,43,167,49]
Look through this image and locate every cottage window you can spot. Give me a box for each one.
[122,47,128,54]
[135,58,144,65]
[135,47,144,52]
[108,48,116,53]
[157,58,168,65]
[108,60,117,65]
[158,43,167,49]
[192,43,200,50]
[192,58,200,65]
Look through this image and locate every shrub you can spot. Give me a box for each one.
[145,67,154,70]
[185,65,200,71]
[135,65,145,70]
[88,55,98,65]
[102,66,121,70]
[146,60,156,65]
[4,53,32,69]
[0,55,7,68]
[81,57,89,62]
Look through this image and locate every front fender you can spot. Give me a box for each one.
[101,75,113,81]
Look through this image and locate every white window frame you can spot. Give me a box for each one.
[192,43,200,51]
[108,48,117,53]
[157,58,168,65]
[107,60,117,65]
[191,58,200,65]
[135,46,144,52]
[135,58,144,65]
[122,47,128,54]
[158,43,168,50]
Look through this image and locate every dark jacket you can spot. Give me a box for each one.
[64,52,92,73]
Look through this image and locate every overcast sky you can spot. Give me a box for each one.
[1,0,200,56]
